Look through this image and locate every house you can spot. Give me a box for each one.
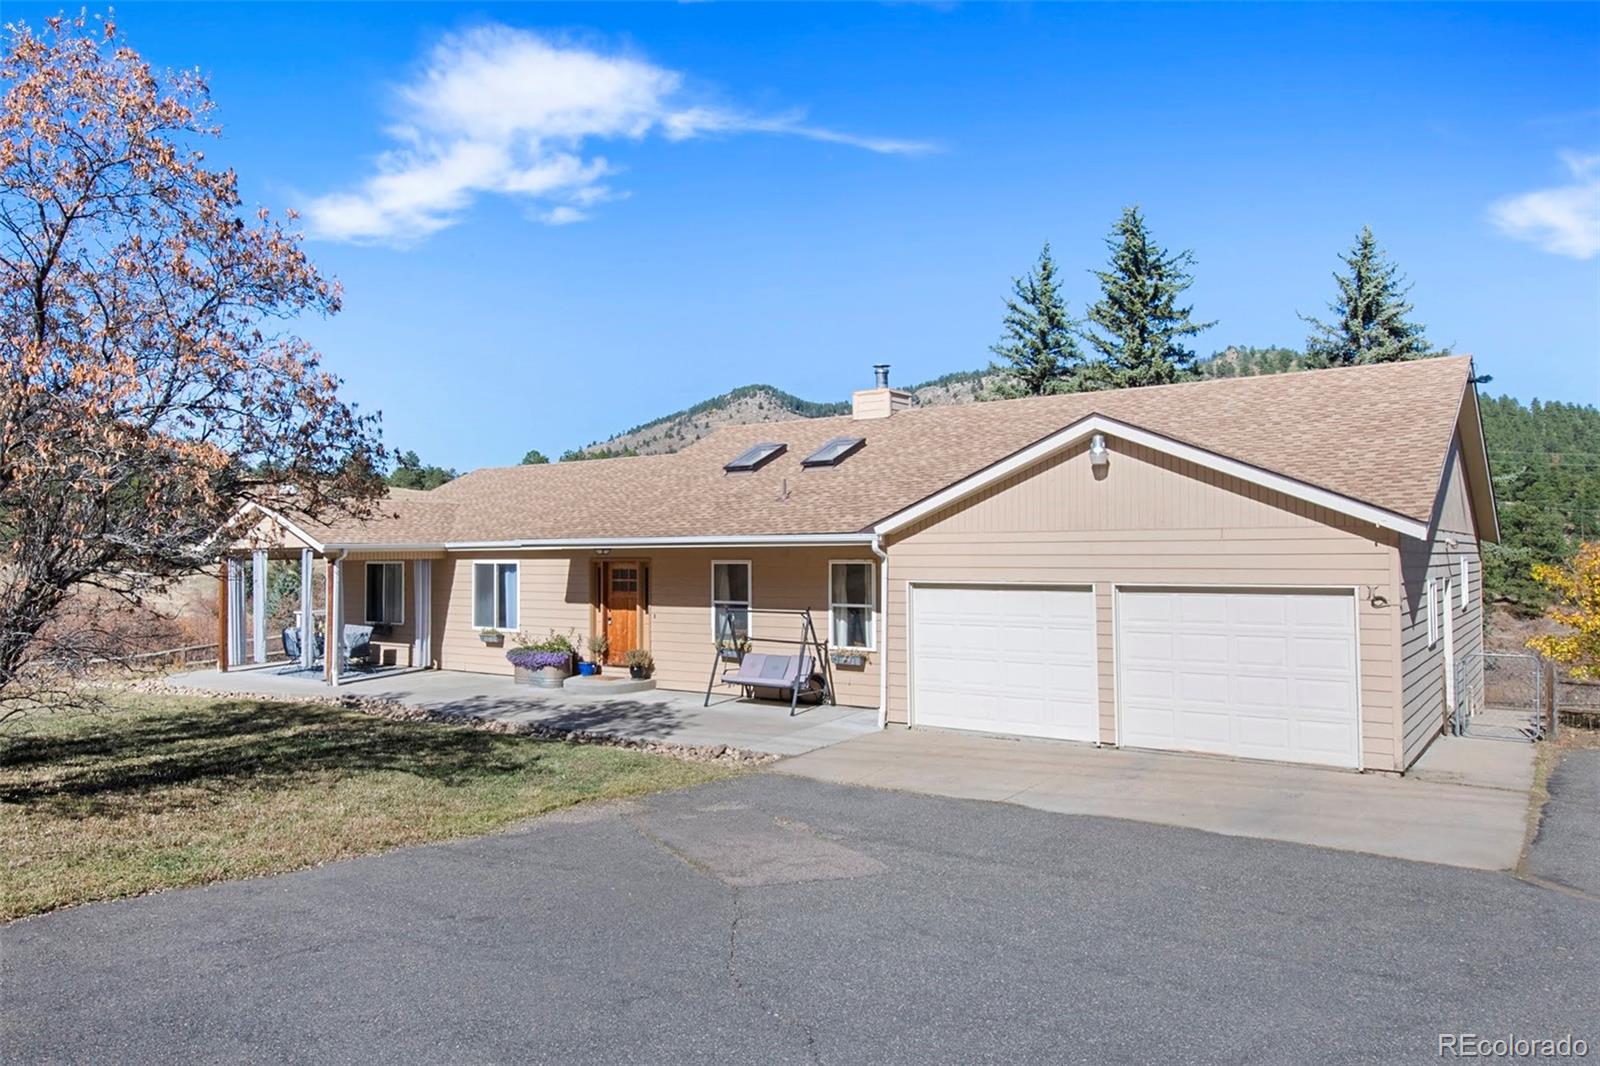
[226,355,1496,774]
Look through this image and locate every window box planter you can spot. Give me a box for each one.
[831,650,867,668]
[479,630,504,646]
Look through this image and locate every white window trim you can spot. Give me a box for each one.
[828,559,877,651]
[363,560,405,626]
[1426,578,1439,648]
[471,560,521,631]
[1460,556,1472,610]
[710,560,752,640]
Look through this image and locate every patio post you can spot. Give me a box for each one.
[328,554,344,686]
[413,559,432,670]
[216,561,229,671]
[226,557,247,668]
[299,548,316,672]
[251,548,268,664]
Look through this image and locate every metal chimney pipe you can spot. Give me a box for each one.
[872,364,890,389]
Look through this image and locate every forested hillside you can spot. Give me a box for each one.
[1478,395,1600,611]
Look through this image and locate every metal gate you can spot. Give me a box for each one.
[1459,652,1544,742]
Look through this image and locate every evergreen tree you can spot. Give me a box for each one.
[1301,226,1432,365]
[521,449,550,465]
[1080,207,1214,388]
[985,242,1086,398]
[387,450,456,490]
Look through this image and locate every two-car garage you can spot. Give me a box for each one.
[909,585,1361,769]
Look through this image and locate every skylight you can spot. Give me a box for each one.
[801,436,865,468]
[724,442,786,473]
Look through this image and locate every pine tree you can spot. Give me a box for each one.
[985,242,1086,398]
[1080,207,1215,388]
[1301,226,1432,366]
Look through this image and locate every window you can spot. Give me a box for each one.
[365,562,404,625]
[711,561,751,640]
[1426,578,1439,648]
[829,561,875,649]
[472,562,519,630]
[723,442,786,473]
[1460,556,1472,610]
[802,436,865,468]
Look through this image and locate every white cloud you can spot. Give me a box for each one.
[306,26,930,244]
[1488,151,1600,260]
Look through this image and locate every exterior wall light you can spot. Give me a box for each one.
[1089,433,1110,469]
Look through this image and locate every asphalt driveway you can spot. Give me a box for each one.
[4,773,1596,1066]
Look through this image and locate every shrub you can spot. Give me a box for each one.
[622,649,654,671]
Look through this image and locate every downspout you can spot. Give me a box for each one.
[871,532,889,729]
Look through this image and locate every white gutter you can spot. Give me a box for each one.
[870,531,889,729]
[448,533,878,551]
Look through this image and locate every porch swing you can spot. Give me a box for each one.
[704,607,836,715]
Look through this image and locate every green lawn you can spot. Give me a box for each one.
[0,692,738,921]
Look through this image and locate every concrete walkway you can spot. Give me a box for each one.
[166,667,878,757]
[774,728,1538,870]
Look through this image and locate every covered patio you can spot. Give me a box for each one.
[166,666,878,758]
[216,540,435,686]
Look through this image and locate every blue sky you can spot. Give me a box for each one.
[16,3,1599,469]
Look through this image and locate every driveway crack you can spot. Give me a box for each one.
[726,887,824,1066]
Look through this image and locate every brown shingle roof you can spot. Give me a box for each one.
[309,356,1475,545]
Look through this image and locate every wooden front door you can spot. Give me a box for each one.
[601,562,643,664]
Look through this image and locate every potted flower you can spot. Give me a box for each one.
[586,634,609,675]
[716,636,750,662]
[623,649,654,680]
[506,629,578,688]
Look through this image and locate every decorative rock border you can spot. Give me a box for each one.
[145,680,778,767]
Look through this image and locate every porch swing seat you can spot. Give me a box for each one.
[719,653,815,690]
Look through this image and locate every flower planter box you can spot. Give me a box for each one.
[479,632,504,646]
[831,651,866,668]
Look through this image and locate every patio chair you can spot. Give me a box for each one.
[278,627,326,674]
[342,624,375,670]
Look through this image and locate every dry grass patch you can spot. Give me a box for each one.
[0,692,738,921]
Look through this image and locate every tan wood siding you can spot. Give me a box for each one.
[435,552,592,675]
[646,547,880,708]
[1398,441,1485,768]
[884,438,1405,770]
[430,547,880,707]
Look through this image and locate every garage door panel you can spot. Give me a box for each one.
[1294,636,1354,671]
[912,586,1098,743]
[1235,636,1290,668]
[1117,589,1360,769]
[1173,594,1229,624]
[1175,633,1229,663]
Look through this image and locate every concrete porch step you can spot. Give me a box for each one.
[562,674,656,696]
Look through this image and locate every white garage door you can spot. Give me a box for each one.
[1116,589,1360,768]
[911,585,1098,742]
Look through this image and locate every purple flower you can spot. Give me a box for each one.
[507,648,573,670]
